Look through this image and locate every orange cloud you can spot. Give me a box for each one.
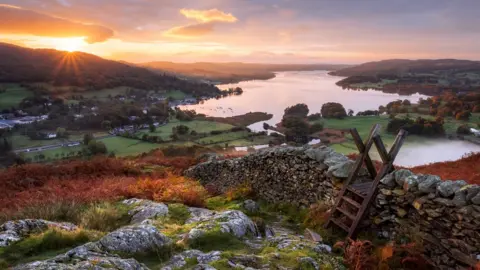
[164,23,215,38]
[164,8,237,38]
[179,8,238,23]
[0,4,114,43]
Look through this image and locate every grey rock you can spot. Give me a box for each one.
[403,175,419,192]
[0,219,78,247]
[418,175,441,193]
[323,152,349,167]
[471,192,480,205]
[189,210,258,240]
[192,265,217,270]
[187,207,215,224]
[394,169,414,187]
[123,199,169,224]
[437,180,467,197]
[380,173,396,188]
[465,185,480,201]
[161,250,221,270]
[99,224,171,254]
[313,244,332,254]
[243,200,260,213]
[14,242,147,270]
[453,190,468,207]
[327,160,355,179]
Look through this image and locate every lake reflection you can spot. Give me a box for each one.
[182,70,479,166]
[182,70,427,131]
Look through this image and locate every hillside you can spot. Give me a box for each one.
[329,59,480,77]
[142,61,350,84]
[0,43,220,96]
[330,59,480,95]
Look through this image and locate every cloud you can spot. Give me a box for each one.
[164,23,215,38]
[179,8,237,23]
[164,8,237,38]
[0,4,113,43]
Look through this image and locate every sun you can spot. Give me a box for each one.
[55,37,86,52]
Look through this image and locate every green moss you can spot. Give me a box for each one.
[167,204,191,225]
[205,196,242,211]
[0,229,101,266]
[188,230,246,252]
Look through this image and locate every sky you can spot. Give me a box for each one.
[1,0,480,64]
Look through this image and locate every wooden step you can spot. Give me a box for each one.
[347,182,373,197]
[341,196,361,208]
[335,206,357,221]
[330,217,350,232]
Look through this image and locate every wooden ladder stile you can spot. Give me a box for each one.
[324,125,408,239]
[324,124,380,234]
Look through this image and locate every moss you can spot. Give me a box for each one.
[210,258,243,270]
[205,196,241,211]
[188,229,246,252]
[167,203,191,225]
[0,228,102,266]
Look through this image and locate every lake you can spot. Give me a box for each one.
[182,70,480,166]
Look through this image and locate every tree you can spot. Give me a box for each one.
[56,127,67,138]
[310,122,324,133]
[402,99,411,106]
[320,103,347,119]
[101,120,112,130]
[456,125,471,135]
[88,140,107,155]
[284,104,309,118]
[149,123,156,133]
[348,109,354,117]
[173,125,190,135]
[282,116,310,143]
[83,133,94,145]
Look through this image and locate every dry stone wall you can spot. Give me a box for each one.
[185,145,358,206]
[370,170,480,269]
[185,145,480,269]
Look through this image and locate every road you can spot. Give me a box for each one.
[13,134,116,154]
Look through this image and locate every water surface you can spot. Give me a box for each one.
[183,71,479,166]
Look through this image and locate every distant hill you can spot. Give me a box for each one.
[142,62,350,84]
[329,59,480,77]
[329,59,480,95]
[0,43,220,96]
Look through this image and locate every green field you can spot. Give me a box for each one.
[79,87,187,101]
[136,120,234,141]
[194,131,251,145]
[11,132,107,150]
[316,116,429,155]
[0,84,34,110]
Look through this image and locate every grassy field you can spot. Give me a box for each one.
[136,120,234,141]
[79,87,187,101]
[315,116,430,155]
[0,84,33,110]
[194,131,251,145]
[11,132,108,150]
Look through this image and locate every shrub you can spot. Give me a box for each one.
[309,122,324,133]
[80,202,131,232]
[0,201,83,224]
[127,175,207,207]
[456,124,472,135]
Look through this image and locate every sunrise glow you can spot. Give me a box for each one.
[54,37,86,52]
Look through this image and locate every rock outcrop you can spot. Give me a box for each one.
[123,198,169,224]
[0,219,78,247]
